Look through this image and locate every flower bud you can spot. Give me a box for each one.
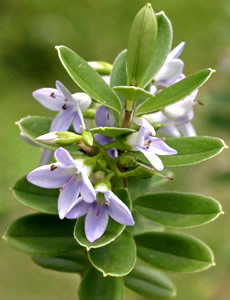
[36,131,82,146]
[88,61,112,75]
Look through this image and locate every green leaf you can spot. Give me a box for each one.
[124,136,226,167]
[4,214,79,256]
[139,11,173,88]
[113,86,153,102]
[56,46,122,116]
[32,251,90,273]
[110,49,127,106]
[128,169,174,201]
[74,189,131,250]
[134,192,223,228]
[17,116,84,156]
[124,265,176,298]
[127,4,157,87]
[91,127,135,138]
[88,230,136,277]
[135,232,215,273]
[127,211,164,236]
[12,176,58,214]
[135,68,215,116]
[79,268,123,300]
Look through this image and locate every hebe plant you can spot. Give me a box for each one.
[4,3,227,299]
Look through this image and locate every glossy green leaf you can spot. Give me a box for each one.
[124,265,176,298]
[88,230,136,277]
[79,268,123,300]
[74,189,131,250]
[134,192,223,228]
[12,176,58,214]
[124,136,226,167]
[56,46,122,116]
[128,169,174,201]
[139,11,173,88]
[110,49,127,106]
[17,116,84,155]
[32,251,90,273]
[135,232,215,273]
[4,214,79,256]
[128,211,164,236]
[135,68,215,116]
[113,86,153,102]
[91,127,135,138]
[127,4,157,87]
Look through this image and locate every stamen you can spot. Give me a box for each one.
[50,92,56,98]
[75,171,78,176]
[62,104,67,110]
[147,131,154,137]
[197,100,204,106]
[50,164,57,171]
[144,140,152,149]
[64,98,68,102]
[105,202,110,207]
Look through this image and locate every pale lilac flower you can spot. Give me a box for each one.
[125,118,177,171]
[143,89,198,137]
[27,148,96,219]
[151,42,185,93]
[66,183,134,242]
[20,133,53,166]
[33,81,91,133]
[94,106,118,158]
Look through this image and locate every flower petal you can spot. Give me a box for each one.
[137,146,164,171]
[149,138,177,156]
[85,203,109,242]
[73,112,83,134]
[65,197,90,219]
[58,176,81,219]
[33,88,64,111]
[155,59,184,86]
[80,171,96,203]
[55,147,75,166]
[95,106,115,127]
[40,149,53,166]
[178,122,197,137]
[159,125,181,137]
[102,75,110,85]
[134,117,156,135]
[105,191,134,226]
[56,80,73,99]
[72,93,92,111]
[168,42,186,59]
[50,107,74,131]
[27,163,74,188]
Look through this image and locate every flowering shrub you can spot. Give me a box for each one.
[4,3,227,299]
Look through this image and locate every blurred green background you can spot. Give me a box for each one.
[1,0,230,299]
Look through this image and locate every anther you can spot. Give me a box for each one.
[197,100,204,106]
[75,171,78,176]
[105,202,110,207]
[50,92,56,98]
[62,104,67,110]
[64,98,68,102]
[50,164,57,171]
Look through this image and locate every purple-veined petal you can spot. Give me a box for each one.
[85,203,109,242]
[50,107,74,132]
[149,138,177,156]
[58,176,81,219]
[40,149,53,166]
[94,133,110,146]
[107,148,118,158]
[137,146,164,171]
[33,88,64,111]
[73,112,83,134]
[164,98,194,121]
[95,106,115,127]
[178,122,197,137]
[143,111,168,124]
[56,80,73,100]
[155,59,184,86]
[134,118,156,135]
[168,42,186,59]
[105,191,134,226]
[159,125,181,137]
[80,171,96,203]
[27,163,74,188]
[55,147,75,166]
[65,197,90,219]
